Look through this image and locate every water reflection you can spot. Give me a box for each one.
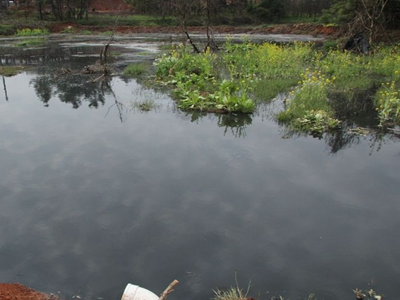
[30,74,114,109]
[280,124,400,155]
[2,76,8,102]
[10,67,400,149]
[0,45,100,67]
[178,111,253,138]
[1,41,400,300]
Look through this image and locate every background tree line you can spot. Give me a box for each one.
[1,0,399,32]
[0,0,92,20]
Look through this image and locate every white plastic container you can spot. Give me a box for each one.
[121,284,159,300]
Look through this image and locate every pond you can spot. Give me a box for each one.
[0,35,399,300]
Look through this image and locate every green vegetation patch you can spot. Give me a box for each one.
[131,99,159,112]
[155,46,254,113]
[277,71,341,135]
[16,28,50,36]
[375,81,400,125]
[155,41,400,129]
[0,66,26,77]
[124,63,147,77]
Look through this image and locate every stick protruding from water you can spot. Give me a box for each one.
[159,280,179,300]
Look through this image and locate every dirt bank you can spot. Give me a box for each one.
[0,283,56,300]
[89,0,130,12]
[48,23,339,36]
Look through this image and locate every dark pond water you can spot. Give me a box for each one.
[0,37,400,300]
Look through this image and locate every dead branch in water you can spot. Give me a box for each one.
[182,26,201,53]
[90,73,106,83]
[100,15,120,65]
[100,31,115,65]
[159,280,179,300]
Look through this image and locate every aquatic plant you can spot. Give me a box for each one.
[213,273,250,300]
[294,110,341,136]
[278,70,332,121]
[131,99,159,112]
[155,46,254,113]
[213,288,248,300]
[155,41,400,129]
[124,63,147,77]
[375,81,400,125]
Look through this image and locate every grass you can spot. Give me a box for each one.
[124,63,147,77]
[213,288,248,300]
[0,66,26,76]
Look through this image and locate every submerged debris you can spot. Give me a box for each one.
[353,288,383,300]
[348,127,369,136]
[353,288,366,299]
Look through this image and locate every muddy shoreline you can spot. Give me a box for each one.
[0,283,56,300]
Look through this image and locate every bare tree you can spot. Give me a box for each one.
[352,0,389,44]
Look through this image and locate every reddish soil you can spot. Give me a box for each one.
[0,283,56,300]
[89,0,130,12]
[48,23,339,36]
